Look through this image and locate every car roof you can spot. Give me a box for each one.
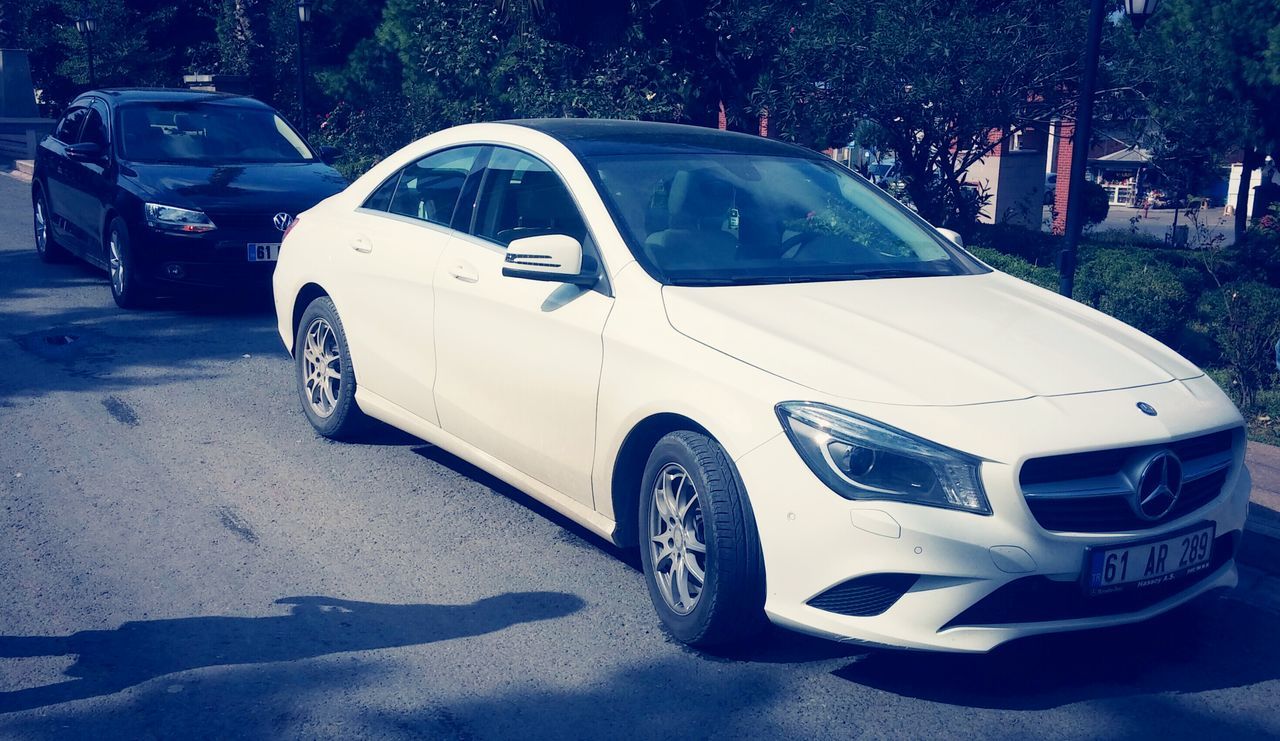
[503,118,827,159]
[77,88,269,108]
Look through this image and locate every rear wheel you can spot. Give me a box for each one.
[639,431,767,647]
[295,296,368,440]
[33,190,66,263]
[108,218,151,309]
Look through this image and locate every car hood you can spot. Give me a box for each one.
[661,272,1203,407]
[122,161,347,214]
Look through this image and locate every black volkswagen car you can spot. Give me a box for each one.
[32,89,347,308]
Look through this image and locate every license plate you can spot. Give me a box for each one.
[247,243,281,262]
[1084,523,1215,596]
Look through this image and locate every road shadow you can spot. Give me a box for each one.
[0,592,583,715]
[833,593,1280,712]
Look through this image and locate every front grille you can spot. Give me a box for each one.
[943,532,1237,628]
[1018,429,1237,533]
[807,573,918,617]
[206,211,279,234]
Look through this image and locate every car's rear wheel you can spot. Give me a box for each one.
[108,218,151,309]
[639,431,766,647]
[33,190,66,263]
[295,296,368,440]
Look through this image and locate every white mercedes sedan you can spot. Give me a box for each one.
[273,120,1250,652]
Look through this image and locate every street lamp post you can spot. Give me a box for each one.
[295,0,312,137]
[74,16,97,87]
[1058,0,1162,297]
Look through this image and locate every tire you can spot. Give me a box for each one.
[107,218,152,309]
[294,296,368,440]
[33,188,67,263]
[638,430,767,647]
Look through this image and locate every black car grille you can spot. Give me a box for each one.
[207,211,281,234]
[943,532,1237,628]
[1018,429,1237,533]
[807,573,919,617]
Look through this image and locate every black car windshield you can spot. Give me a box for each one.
[118,102,315,164]
[586,152,985,285]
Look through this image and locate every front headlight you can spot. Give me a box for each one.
[144,203,217,233]
[777,402,990,514]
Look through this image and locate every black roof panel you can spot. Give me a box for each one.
[84,88,267,107]
[503,118,825,159]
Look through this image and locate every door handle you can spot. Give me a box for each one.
[350,235,373,253]
[448,262,479,283]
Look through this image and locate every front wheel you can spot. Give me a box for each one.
[108,218,151,309]
[294,296,368,440]
[639,431,766,647]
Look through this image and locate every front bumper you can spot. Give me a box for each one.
[735,404,1251,654]
[135,226,280,290]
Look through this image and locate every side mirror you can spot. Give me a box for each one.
[318,145,344,163]
[935,227,964,246]
[66,141,105,163]
[502,234,596,287]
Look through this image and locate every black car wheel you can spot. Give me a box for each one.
[107,217,152,309]
[33,189,66,263]
[295,296,369,440]
[639,431,767,647]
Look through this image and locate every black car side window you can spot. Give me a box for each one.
[386,146,484,227]
[81,103,109,150]
[54,107,89,144]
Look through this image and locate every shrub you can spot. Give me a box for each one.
[1081,181,1110,226]
[967,223,1060,264]
[1074,248,1196,346]
[967,247,1059,290]
[1199,281,1280,410]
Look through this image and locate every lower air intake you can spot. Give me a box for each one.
[807,573,919,617]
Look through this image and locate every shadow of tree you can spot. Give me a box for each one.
[0,592,583,715]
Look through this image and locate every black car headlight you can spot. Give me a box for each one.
[777,402,990,514]
[144,203,217,233]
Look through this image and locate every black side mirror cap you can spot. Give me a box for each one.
[318,145,344,163]
[65,141,105,162]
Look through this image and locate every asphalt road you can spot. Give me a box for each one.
[0,173,1277,741]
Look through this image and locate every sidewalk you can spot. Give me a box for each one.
[1244,442,1280,574]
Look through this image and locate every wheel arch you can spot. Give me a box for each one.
[291,282,331,356]
[609,412,713,548]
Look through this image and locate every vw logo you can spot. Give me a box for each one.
[1136,402,1158,416]
[273,212,295,232]
[1133,451,1183,521]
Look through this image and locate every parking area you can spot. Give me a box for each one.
[1,172,1278,739]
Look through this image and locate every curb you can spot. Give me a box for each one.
[1241,504,1280,576]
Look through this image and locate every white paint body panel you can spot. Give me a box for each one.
[273,122,1251,653]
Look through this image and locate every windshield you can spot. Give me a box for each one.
[118,102,315,164]
[586,152,984,286]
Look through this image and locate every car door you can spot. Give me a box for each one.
[432,146,614,505]
[42,106,91,252]
[335,145,487,425]
[62,98,116,267]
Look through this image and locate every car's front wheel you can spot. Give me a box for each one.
[639,431,767,647]
[295,296,368,440]
[107,218,151,309]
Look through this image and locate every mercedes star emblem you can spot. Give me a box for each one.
[1134,451,1183,521]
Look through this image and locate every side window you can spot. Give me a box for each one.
[361,172,400,212]
[54,107,89,143]
[80,102,109,149]
[473,148,586,247]
[387,146,484,226]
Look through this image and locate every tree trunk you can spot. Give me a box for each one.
[1234,148,1258,241]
